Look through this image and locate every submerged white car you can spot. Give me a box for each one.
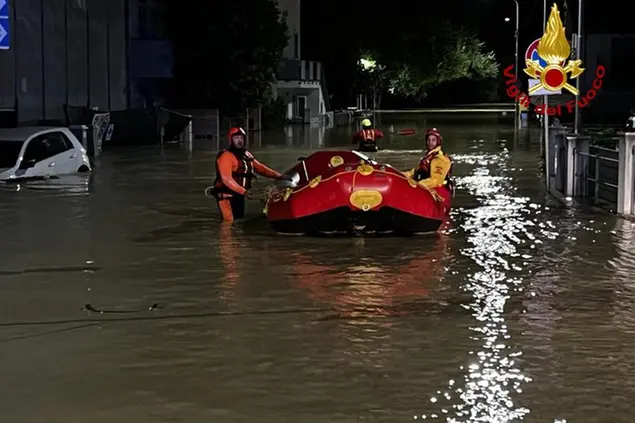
[0,127,92,181]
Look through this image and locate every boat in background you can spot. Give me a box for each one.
[264,150,453,235]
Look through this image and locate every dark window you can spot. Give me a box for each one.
[23,138,53,163]
[0,141,23,168]
[73,0,86,11]
[609,37,635,89]
[42,132,73,156]
[138,0,147,37]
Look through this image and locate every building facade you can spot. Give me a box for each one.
[127,0,172,108]
[274,0,330,124]
[0,0,129,125]
[582,34,635,123]
[0,0,330,126]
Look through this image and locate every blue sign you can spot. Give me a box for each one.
[0,0,9,51]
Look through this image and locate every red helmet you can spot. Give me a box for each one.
[227,127,246,143]
[425,128,442,145]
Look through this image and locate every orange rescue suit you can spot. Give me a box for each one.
[214,149,281,221]
[214,149,281,196]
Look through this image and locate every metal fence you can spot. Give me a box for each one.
[552,131,635,217]
[575,144,620,208]
[176,109,220,141]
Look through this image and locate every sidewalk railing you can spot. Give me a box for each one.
[549,129,635,216]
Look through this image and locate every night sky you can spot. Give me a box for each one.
[301,0,633,107]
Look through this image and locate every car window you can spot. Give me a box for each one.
[23,138,54,163]
[0,141,23,168]
[60,132,75,150]
[42,132,73,155]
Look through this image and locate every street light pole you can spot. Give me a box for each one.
[513,0,520,130]
[543,0,550,190]
[574,0,583,134]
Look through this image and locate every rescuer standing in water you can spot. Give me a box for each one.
[352,118,384,152]
[207,127,288,222]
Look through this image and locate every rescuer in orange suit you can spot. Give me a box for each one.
[209,127,288,222]
[352,118,384,152]
[402,128,453,198]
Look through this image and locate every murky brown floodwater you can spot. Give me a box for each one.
[2,114,635,422]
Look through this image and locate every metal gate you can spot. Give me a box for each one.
[575,144,619,208]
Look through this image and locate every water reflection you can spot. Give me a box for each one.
[285,233,451,316]
[282,125,327,148]
[418,152,535,421]
[0,174,92,196]
[607,219,635,329]
[4,115,635,421]
[218,222,241,302]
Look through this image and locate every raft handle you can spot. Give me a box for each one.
[297,157,309,182]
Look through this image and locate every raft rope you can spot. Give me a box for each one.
[267,161,442,202]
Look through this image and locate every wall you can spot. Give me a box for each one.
[0,0,128,124]
[276,0,300,59]
[127,0,171,108]
[582,34,635,123]
[307,89,321,117]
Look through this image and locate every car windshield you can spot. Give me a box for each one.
[0,141,23,168]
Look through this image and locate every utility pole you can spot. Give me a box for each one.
[513,0,520,130]
[543,0,550,190]
[574,0,583,134]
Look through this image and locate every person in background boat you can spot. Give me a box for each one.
[403,128,453,197]
[208,127,288,222]
[352,118,384,152]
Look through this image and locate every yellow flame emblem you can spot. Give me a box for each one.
[524,3,584,95]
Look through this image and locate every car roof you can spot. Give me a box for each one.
[0,126,65,142]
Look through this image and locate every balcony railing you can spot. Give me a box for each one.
[276,58,331,112]
[276,59,323,82]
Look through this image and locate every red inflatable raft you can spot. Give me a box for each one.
[264,150,453,235]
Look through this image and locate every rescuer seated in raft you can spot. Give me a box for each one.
[402,128,453,200]
[352,118,384,152]
[207,127,290,222]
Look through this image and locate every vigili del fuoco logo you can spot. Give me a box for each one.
[503,3,605,116]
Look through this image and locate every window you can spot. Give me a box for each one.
[73,0,86,11]
[610,37,635,89]
[0,141,23,168]
[23,138,52,163]
[138,0,147,37]
[42,132,74,156]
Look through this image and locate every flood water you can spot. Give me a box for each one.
[2,114,635,422]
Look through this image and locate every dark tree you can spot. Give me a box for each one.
[166,0,288,113]
[358,19,498,107]
[303,0,501,108]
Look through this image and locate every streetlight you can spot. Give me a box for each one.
[511,0,519,131]
[574,0,582,134]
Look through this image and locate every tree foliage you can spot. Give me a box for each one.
[165,0,288,113]
[358,21,499,103]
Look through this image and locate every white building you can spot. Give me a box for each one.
[273,0,330,124]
